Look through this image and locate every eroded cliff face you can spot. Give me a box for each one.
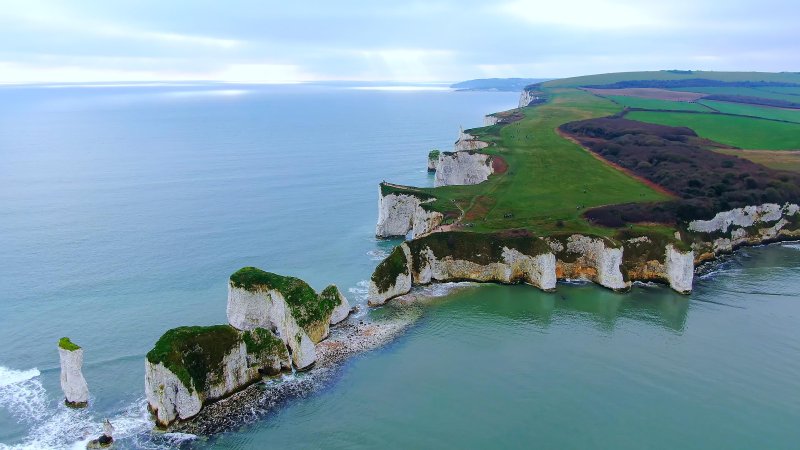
[369,231,697,305]
[434,151,494,187]
[375,189,443,238]
[58,341,89,407]
[688,203,800,258]
[454,128,490,151]
[145,326,288,427]
[518,89,541,108]
[550,235,629,291]
[484,114,500,126]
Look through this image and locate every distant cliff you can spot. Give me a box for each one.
[450,78,550,92]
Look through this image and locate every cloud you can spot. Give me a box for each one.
[497,0,671,30]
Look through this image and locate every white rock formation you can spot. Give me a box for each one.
[145,335,286,427]
[484,114,500,126]
[454,128,490,151]
[58,343,89,407]
[688,203,793,233]
[518,89,541,108]
[145,360,203,427]
[368,243,413,306]
[434,151,494,187]
[227,285,317,369]
[428,157,439,172]
[665,245,694,294]
[375,190,443,238]
[414,246,557,291]
[328,286,352,325]
[562,235,629,291]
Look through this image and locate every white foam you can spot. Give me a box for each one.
[0,367,40,388]
[366,249,389,261]
[783,243,800,250]
[0,367,47,424]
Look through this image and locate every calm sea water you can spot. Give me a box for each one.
[0,83,798,449]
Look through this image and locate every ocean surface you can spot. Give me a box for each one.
[0,83,798,449]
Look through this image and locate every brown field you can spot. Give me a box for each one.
[583,87,707,102]
[714,149,800,173]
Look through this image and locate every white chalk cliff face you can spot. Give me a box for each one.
[328,286,352,325]
[518,89,540,108]
[434,151,494,187]
[415,246,557,291]
[227,285,317,369]
[369,233,700,306]
[554,235,629,291]
[454,128,490,151]
[58,346,89,407]
[666,245,694,294]
[375,190,443,239]
[145,330,288,427]
[689,203,800,255]
[484,114,500,126]
[368,243,413,306]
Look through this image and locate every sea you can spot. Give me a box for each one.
[0,82,798,449]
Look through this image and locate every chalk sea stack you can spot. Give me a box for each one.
[144,267,351,428]
[58,337,89,408]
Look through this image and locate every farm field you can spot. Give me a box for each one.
[605,95,712,111]
[672,86,800,103]
[699,100,800,123]
[626,110,800,150]
[714,149,800,173]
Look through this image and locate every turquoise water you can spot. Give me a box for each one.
[1,83,799,449]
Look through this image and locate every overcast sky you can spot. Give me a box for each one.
[1,0,797,84]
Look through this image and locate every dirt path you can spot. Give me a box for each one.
[555,128,678,198]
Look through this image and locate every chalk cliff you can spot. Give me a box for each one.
[145,325,289,427]
[484,114,500,126]
[434,151,494,187]
[375,185,443,238]
[454,127,490,151]
[518,89,541,108]
[369,231,697,305]
[58,337,89,408]
[226,267,351,369]
[689,202,800,258]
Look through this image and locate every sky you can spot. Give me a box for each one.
[0,0,798,84]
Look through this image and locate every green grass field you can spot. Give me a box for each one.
[387,71,800,239]
[605,95,712,112]
[626,111,800,150]
[714,149,800,173]
[699,100,800,123]
[673,86,800,103]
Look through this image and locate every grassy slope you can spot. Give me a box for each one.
[393,87,669,235]
[626,111,800,150]
[699,100,800,123]
[387,71,800,238]
[605,95,712,112]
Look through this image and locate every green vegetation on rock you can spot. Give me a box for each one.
[146,325,240,392]
[230,267,338,328]
[58,337,81,351]
[428,149,441,160]
[371,245,409,292]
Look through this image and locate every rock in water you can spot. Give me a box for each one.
[226,267,352,369]
[145,325,290,427]
[86,419,114,448]
[58,337,89,408]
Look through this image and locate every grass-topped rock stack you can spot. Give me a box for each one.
[144,267,351,428]
[145,325,289,427]
[58,337,89,408]
[428,149,440,172]
[227,267,351,369]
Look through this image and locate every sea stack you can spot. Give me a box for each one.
[58,337,89,408]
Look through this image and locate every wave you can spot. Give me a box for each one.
[0,365,195,449]
[366,249,389,261]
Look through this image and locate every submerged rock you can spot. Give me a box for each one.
[58,337,89,408]
[86,419,114,449]
[145,325,290,428]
